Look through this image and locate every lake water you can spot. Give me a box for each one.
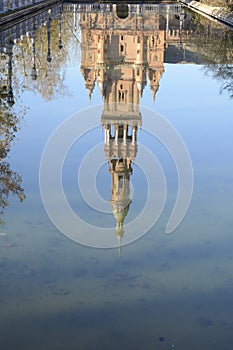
[0,2,233,349]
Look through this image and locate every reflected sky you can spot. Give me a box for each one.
[0,2,233,350]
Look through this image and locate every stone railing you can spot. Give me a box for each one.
[0,0,45,14]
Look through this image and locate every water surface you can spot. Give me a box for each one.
[0,2,233,349]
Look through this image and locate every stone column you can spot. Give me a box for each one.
[115,126,118,146]
[132,126,136,144]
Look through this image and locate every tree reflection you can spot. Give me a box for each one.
[205,63,233,97]
[0,162,25,225]
[13,13,76,102]
[203,30,233,98]
[190,15,233,98]
[0,98,26,225]
[0,5,80,224]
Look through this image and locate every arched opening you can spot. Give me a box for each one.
[116,4,129,19]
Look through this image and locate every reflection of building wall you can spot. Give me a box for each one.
[67,2,194,70]
[80,7,165,102]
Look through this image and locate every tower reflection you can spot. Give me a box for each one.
[102,104,141,250]
[79,4,171,245]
